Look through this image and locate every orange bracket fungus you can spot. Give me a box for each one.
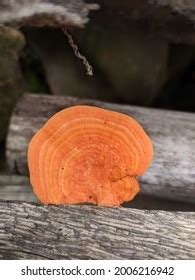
[28,106,153,206]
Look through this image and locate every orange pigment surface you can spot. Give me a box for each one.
[28,105,153,206]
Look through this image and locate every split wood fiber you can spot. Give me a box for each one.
[0,202,194,259]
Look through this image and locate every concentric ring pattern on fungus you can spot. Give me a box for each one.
[28,106,153,206]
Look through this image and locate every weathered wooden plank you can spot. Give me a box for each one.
[6,94,195,204]
[0,0,99,28]
[0,202,194,259]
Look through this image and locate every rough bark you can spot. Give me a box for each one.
[0,202,194,259]
[6,94,195,204]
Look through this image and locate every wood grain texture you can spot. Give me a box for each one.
[0,202,194,259]
[6,94,195,204]
[0,0,99,27]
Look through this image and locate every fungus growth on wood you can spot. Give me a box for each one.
[28,106,153,206]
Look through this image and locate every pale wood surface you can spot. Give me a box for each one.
[6,94,195,204]
[0,202,194,259]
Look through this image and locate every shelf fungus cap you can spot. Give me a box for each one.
[28,105,153,206]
